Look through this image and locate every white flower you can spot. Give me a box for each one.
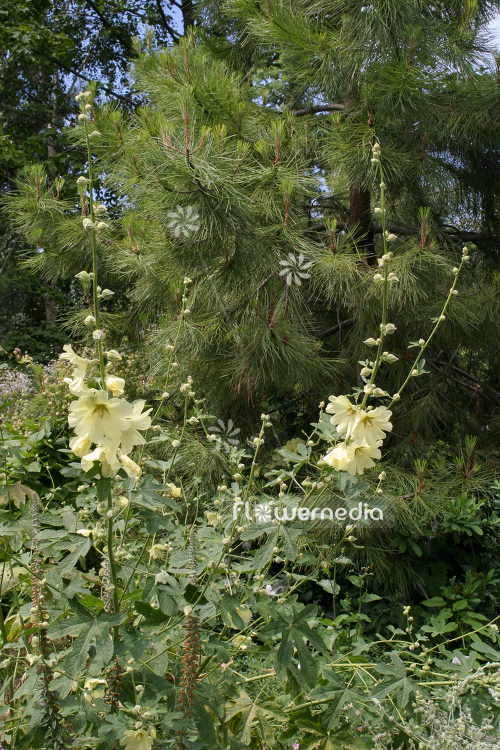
[167,205,200,237]
[106,375,125,397]
[76,528,92,537]
[82,218,94,230]
[322,439,382,476]
[84,315,96,327]
[278,252,313,286]
[372,273,384,283]
[93,329,105,340]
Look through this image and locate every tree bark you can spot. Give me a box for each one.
[348,186,375,264]
[181,0,195,30]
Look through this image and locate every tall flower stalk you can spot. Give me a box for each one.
[321,141,467,476]
[61,90,152,636]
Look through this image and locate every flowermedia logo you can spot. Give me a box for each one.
[233,500,385,524]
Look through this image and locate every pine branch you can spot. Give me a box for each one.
[317,318,357,339]
[293,103,346,116]
[155,0,181,40]
[302,221,500,243]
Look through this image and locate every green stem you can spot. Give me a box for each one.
[107,492,120,640]
[388,255,465,408]
[84,120,106,385]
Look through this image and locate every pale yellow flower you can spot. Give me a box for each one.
[350,405,392,446]
[81,444,121,477]
[323,439,381,476]
[325,396,358,435]
[84,677,107,700]
[69,435,91,458]
[167,483,181,497]
[118,453,142,479]
[68,391,151,452]
[59,344,91,380]
[120,728,153,750]
[106,375,126,397]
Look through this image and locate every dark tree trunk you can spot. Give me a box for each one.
[181,0,195,30]
[348,186,375,264]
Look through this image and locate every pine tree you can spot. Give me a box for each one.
[6,3,500,454]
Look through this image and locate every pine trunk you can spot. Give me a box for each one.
[348,186,375,265]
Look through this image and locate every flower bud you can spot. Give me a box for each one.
[96,222,109,231]
[118,453,142,479]
[418,338,425,346]
[374,207,382,215]
[382,353,398,363]
[378,471,386,480]
[89,130,101,137]
[363,337,378,347]
[392,393,400,400]
[372,273,384,282]
[76,176,88,185]
[100,288,114,299]
[92,329,105,340]
[84,103,92,111]
[75,270,91,283]
[106,375,125,396]
[95,204,107,215]
[82,218,94,230]
[106,349,122,361]
[78,113,89,122]
[171,439,180,448]
[84,315,96,327]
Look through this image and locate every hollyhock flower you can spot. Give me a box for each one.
[68,391,151,451]
[69,435,92,458]
[117,452,142,479]
[81,444,122,477]
[350,406,392,446]
[325,395,359,435]
[59,344,91,380]
[323,439,382,476]
[106,375,125,397]
[120,728,154,750]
